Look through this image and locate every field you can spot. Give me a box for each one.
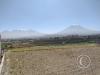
[3,44,100,75]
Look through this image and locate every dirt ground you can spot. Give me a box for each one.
[3,44,100,75]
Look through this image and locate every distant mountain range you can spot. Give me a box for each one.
[1,25,100,39]
[1,30,45,39]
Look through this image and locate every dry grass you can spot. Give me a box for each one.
[4,44,100,75]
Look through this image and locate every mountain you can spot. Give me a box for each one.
[44,25,100,38]
[1,30,45,39]
[1,25,100,39]
[57,25,100,36]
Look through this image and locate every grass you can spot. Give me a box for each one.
[8,43,96,52]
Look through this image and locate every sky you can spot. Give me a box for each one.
[0,0,100,34]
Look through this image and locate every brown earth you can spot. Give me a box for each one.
[3,44,100,75]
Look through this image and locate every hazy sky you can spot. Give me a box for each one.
[0,0,100,33]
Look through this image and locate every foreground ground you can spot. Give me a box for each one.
[3,44,100,75]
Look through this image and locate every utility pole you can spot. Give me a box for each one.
[0,35,1,57]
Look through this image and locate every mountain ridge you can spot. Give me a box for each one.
[0,30,45,39]
[57,25,100,36]
[1,25,100,39]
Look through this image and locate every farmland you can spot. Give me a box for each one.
[3,44,100,75]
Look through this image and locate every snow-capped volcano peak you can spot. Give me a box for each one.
[58,25,100,36]
[67,25,85,30]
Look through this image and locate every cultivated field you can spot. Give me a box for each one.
[3,44,100,75]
